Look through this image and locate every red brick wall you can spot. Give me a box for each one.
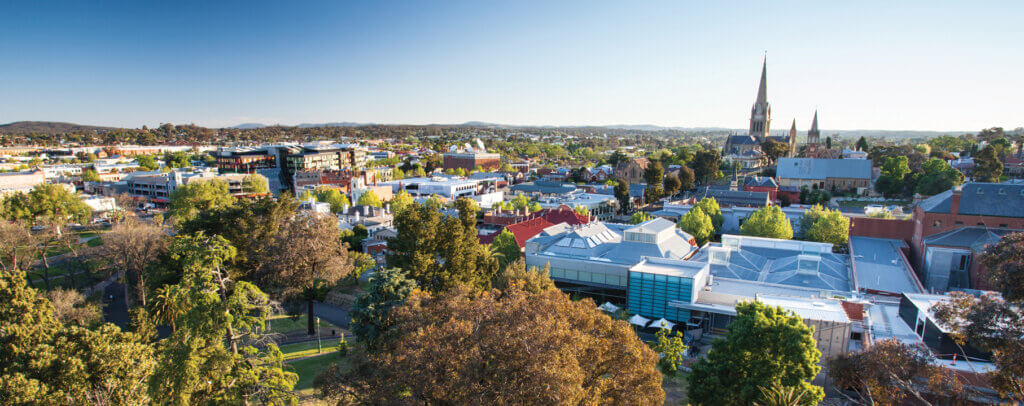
[849,217,915,242]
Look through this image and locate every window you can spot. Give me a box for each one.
[978,222,984,226]
[959,255,967,270]
[1000,224,1008,228]
[955,221,963,225]
[933,220,941,228]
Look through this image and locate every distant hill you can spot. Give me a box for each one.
[0,121,116,135]
[230,123,266,129]
[297,122,369,128]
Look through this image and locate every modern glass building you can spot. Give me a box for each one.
[627,258,709,325]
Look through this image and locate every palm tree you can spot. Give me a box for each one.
[754,384,807,406]
[151,284,188,332]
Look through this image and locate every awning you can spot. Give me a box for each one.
[628,314,650,327]
[598,302,620,313]
[648,318,676,330]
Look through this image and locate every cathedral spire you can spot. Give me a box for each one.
[756,57,768,105]
[810,111,819,133]
[789,119,797,135]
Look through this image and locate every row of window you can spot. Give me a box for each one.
[548,267,626,287]
[936,220,1013,228]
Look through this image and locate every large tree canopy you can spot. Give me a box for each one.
[799,204,849,245]
[320,284,664,404]
[740,205,793,240]
[688,301,824,405]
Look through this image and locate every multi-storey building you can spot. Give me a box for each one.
[776,158,872,192]
[443,151,501,172]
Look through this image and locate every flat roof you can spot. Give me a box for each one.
[757,295,850,323]
[630,258,707,278]
[850,236,924,294]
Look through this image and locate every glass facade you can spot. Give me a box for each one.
[549,267,626,287]
[628,272,692,323]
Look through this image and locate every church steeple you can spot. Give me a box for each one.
[788,119,797,157]
[748,57,771,141]
[809,110,820,141]
[756,58,768,106]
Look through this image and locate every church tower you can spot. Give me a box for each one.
[788,119,797,157]
[806,111,821,158]
[748,58,770,141]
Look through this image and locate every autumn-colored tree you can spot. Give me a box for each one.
[319,284,664,404]
[45,288,102,327]
[101,217,168,311]
[828,339,967,405]
[257,214,353,334]
[689,301,824,406]
[933,232,1024,399]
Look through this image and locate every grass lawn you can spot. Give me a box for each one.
[278,339,342,361]
[287,352,350,391]
[266,314,341,336]
[662,372,689,405]
[86,237,103,247]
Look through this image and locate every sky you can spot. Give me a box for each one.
[1,1,1022,132]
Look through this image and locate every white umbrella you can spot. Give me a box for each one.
[628,314,651,327]
[598,302,620,313]
[648,318,676,330]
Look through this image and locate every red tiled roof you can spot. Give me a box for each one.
[840,301,865,322]
[506,217,556,248]
[541,205,589,226]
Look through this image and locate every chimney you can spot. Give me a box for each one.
[951,185,962,215]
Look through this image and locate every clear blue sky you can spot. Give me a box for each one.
[2,0,1021,131]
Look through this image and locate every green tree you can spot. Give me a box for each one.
[168,179,235,224]
[356,189,383,207]
[688,301,824,406]
[614,178,631,214]
[876,156,911,197]
[740,206,793,239]
[349,267,418,347]
[855,136,869,152]
[241,174,269,195]
[163,151,191,168]
[914,158,964,195]
[973,144,1003,183]
[643,160,665,202]
[693,150,722,185]
[678,165,695,190]
[389,190,414,214]
[82,168,101,182]
[136,154,160,171]
[695,197,724,232]
[388,200,493,292]
[0,267,156,404]
[25,183,92,231]
[528,201,542,212]
[663,172,682,197]
[799,205,849,244]
[573,205,589,217]
[630,212,653,224]
[652,327,688,376]
[608,149,630,166]
[490,229,521,268]
[678,206,715,246]
[761,140,790,164]
[150,233,297,404]
[315,187,351,213]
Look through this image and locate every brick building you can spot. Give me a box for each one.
[742,176,779,201]
[442,151,501,172]
[910,183,1024,291]
[613,157,649,184]
[776,158,871,192]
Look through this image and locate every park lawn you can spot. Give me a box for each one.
[278,340,342,361]
[287,352,350,391]
[86,237,104,247]
[266,314,341,335]
[662,372,689,405]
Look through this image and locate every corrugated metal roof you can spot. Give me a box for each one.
[918,183,1024,218]
[776,158,872,181]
